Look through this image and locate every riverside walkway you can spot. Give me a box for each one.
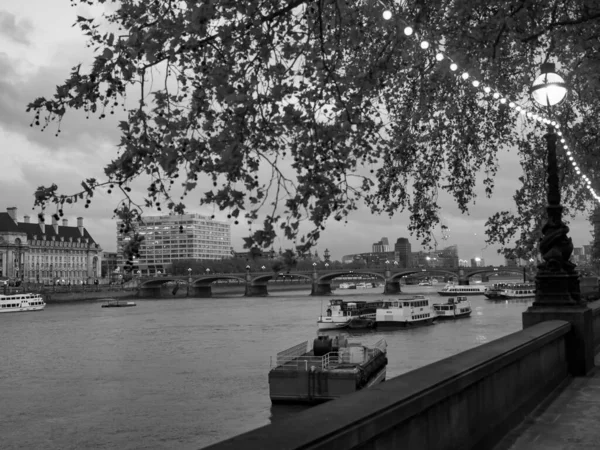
[495,353,600,450]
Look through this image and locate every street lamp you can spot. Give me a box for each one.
[206,268,210,275]
[324,263,329,269]
[261,265,266,271]
[529,62,579,305]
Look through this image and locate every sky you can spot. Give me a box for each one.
[0,2,596,266]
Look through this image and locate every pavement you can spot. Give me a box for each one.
[494,354,600,450]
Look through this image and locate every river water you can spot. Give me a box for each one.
[0,280,532,449]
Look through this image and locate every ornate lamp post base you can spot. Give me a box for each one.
[522,125,593,376]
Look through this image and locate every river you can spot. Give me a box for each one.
[0,280,532,449]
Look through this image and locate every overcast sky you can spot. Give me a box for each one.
[0,2,595,266]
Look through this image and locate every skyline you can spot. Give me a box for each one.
[0,3,596,267]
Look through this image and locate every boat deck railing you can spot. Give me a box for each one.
[271,339,387,371]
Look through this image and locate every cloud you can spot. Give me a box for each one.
[0,11,33,45]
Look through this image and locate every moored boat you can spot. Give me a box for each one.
[433,296,472,319]
[268,335,388,404]
[437,284,487,296]
[0,293,45,313]
[375,295,436,328]
[485,283,536,300]
[101,299,137,308]
[317,299,381,330]
[418,280,433,286]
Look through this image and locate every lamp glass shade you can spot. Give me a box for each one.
[531,72,567,106]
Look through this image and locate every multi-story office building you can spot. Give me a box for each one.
[372,237,390,253]
[394,238,412,268]
[436,245,460,268]
[471,257,485,267]
[101,251,119,279]
[116,213,231,274]
[0,207,102,284]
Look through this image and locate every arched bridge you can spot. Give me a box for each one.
[134,265,526,298]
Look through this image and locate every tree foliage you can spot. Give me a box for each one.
[28,0,600,260]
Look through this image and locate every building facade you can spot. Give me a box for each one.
[0,207,102,284]
[116,213,231,274]
[101,251,119,279]
[394,238,412,268]
[372,237,390,253]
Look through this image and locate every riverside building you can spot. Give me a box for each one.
[116,213,232,275]
[0,207,102,284]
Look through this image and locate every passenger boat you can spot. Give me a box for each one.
[433,296,472,319]
[338,283,356,290]
[356,282,376,289]
[375,295,436,328]
[269,335,388,404]
[418,280,433,286]
[437,284,487,296]
[101,299,137,308]
[0,293,45,313]
[317,299,381,330]
[485,283,536,300]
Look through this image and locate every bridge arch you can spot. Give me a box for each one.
[317,271,386,283]
[387,269,457,282]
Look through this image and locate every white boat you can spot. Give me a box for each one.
[375,295,436,328]
[418,280,432,286]
[338,283,356,290]
[431,278,439,284]
[433,296,472,319]
[355,282,374,289]
[0,293,46,313]
[495,285,536,299]
[318,299,380,330]
[437,284,487,296]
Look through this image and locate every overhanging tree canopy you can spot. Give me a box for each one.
[28,0,600,262]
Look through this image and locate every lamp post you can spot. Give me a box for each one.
[527,63,578,305]
[206,268,210,275]
[523,63,593,376]
[324,262,329,270]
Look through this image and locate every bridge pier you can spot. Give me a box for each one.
[138,286,162,298]
[311,282,333,296]
[245,283,268,296]
[384,281,401,295]
[458,278,470,286]
[188,285,212,298]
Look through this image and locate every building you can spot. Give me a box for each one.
[116,213,231,274]
[394,238,412,268]
[436,245,459,268]
[341,251,395,266]
[101,251,119,279]
[471,257,485,267]
[372,237,390,253]
[0,207,102,284]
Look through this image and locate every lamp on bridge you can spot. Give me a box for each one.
[324,262,329,270]
[206,268,210,275]
[245,265,250,273]
[523,63,593,376]
[312,262,317,273]
[261,265,265,271]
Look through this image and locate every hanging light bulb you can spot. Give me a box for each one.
[404,26,413,35]
[472,80,480,87]
[420,41,430,49]
[435,53,444,61]
[382,10,393,20]
[493,92,500,99]
[450,63,458,71]
[461,72,469,80]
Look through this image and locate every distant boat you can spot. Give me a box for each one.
[101,299,137,308]
[433,296,472,319]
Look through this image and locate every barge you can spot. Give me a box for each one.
[269,335,388,404]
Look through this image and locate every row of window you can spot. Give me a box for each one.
[412,313,431,320]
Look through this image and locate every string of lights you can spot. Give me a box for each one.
[378,6,600,205]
